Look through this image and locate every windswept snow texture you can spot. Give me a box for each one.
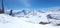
[0,14,60,28]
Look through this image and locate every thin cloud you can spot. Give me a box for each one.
[19,0,31,7]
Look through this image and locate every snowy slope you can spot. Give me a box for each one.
[0,14,60,28]
[0,14,16,24]
[5,9,60,24]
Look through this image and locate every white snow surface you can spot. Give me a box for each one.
[0,14,60,28]
[5,10,60,24]
[1,9,60,28]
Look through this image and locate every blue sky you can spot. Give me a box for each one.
[0,0,60,10]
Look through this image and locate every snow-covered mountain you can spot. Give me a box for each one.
[4,9,60,24]
[0,9,60,28]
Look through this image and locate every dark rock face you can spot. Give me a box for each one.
[56,23,60,26]
[47,14,53,19]
[47,14,60,20]
[39,22,51,25]
[22,10,27,15]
